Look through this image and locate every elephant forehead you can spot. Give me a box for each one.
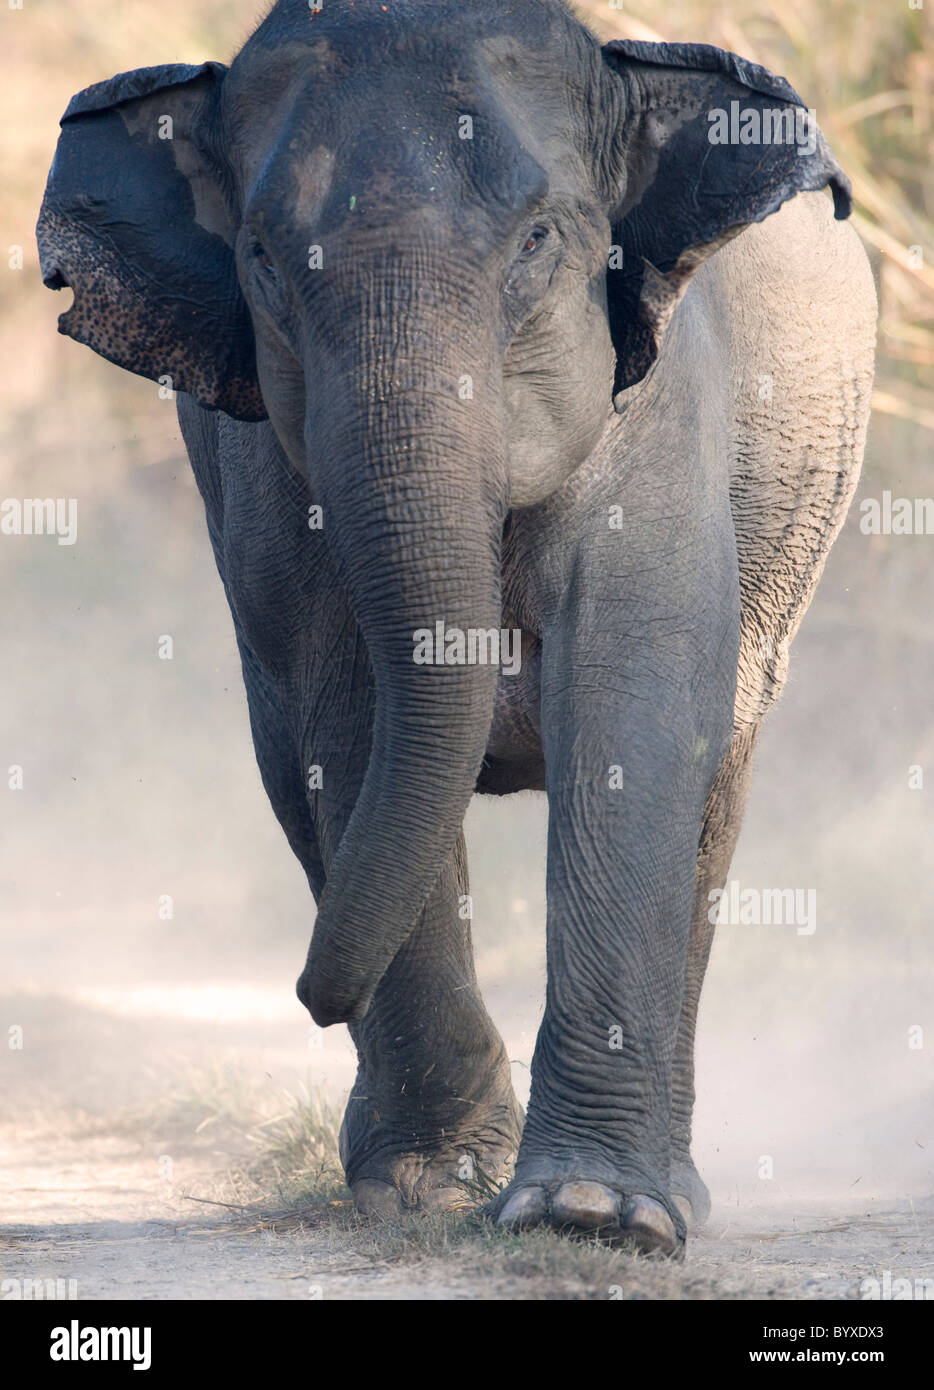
[237,72,551,247]
[223,5,585,224]
[228,0,578,81]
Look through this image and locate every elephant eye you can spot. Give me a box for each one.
[253,242,276,273]
[520,227,548,258]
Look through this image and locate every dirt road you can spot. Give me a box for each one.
[3,1109,932,1300]
[2,931,933,1302]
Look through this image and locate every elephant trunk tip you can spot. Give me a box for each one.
[296,965,372,1029]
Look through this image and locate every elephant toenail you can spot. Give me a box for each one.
[672,1194,694,1227]
[496,1186,547,1230]
[551,1181,620,1231]
[619,1194,679,1254]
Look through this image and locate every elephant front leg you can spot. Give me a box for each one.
[295,594,523,1214]
[338,831,524,1215]
[490,658,734,1255]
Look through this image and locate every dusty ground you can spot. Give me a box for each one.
[2,1003,931,1302]
[3,1121,933,1300]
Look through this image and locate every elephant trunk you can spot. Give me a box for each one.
[296,290,507,1027]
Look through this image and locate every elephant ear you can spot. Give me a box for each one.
[601,41,852,403]
[37,62,266,421]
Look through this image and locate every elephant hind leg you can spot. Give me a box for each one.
[670,722,760,1228]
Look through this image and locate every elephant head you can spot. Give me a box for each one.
[37,0,850,1026]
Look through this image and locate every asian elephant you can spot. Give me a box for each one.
[37,0,876,1254]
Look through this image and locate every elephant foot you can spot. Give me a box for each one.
[353,1178,464,1217]
[670,1157,712,1231]
[350,1163,484,1218]
[341,1091,524,1220]
[488,1178,683,1257]
[349,1142,518,1218]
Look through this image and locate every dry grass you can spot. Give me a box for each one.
[12,1061,815,1298]
[245,1080,348,1204]
[68,1061,347,1195]
[216,1079,750,1299]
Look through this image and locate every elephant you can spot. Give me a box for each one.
[37,0,876,1255]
